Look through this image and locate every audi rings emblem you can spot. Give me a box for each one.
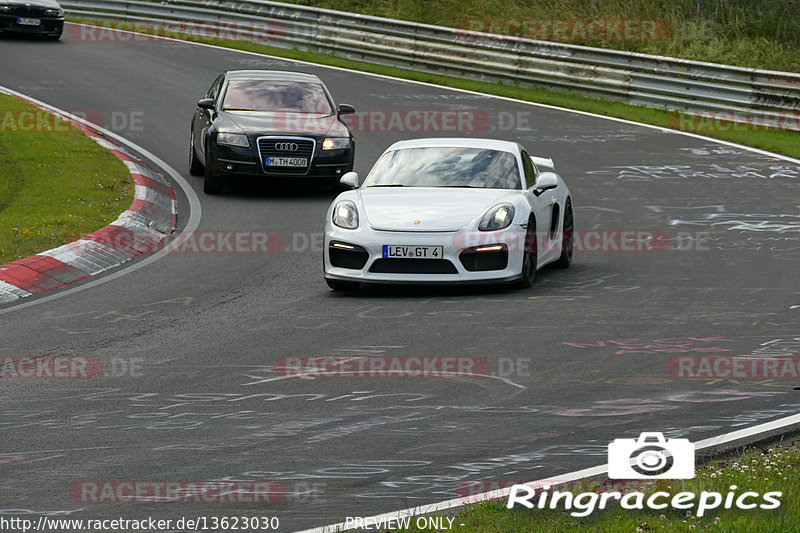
[275,142,299,151]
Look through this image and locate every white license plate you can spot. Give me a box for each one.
[382,245,443,259]
[265,157,307,167]
[18,18,41,25]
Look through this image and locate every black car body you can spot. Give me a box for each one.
[0,0,64,39]
[190,70,355,194]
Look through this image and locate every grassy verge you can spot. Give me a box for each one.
[387,441,799,532]
[0,93,133,265]
[68,19,800,162]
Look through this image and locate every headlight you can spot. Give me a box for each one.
[217,132,249,147]
[44,8,64,16]
[332,200,359,229]
[322,137,350,150]
[478,203,515,231]
[0,6,10,12]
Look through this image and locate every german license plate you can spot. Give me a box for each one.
[382,245,443,259]
[265,157,307,167]
[18,18,41,25]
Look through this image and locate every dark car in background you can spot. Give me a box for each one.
[190,70,356,194]
[0,0,64,39]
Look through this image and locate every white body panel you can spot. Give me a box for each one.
[324,138,571,285]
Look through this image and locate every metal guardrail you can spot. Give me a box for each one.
[61,0,800,128]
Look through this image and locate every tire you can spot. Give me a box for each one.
[325,278,361,291]
[203,143,223,194]
[189,128,204,176]
[516,224,537,289]
[553,198,574,269]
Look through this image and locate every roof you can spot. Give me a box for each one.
[225,70,323,82]
[386,138,522,153]
[385,138,555,169]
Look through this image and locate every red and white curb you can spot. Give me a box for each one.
[0,92,177,304]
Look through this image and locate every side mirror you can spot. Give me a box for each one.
[340,171,359,189]
[532,172,559,196]
[197,98,215,110]
[338,103,355,115]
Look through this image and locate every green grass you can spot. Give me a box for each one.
[287,0,800,72]
[0,93,133,265]
[384,443,800,532]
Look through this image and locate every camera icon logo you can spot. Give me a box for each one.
[608,432,695,479]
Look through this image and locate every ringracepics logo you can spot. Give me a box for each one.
[506,432,783,517]
[608,432,694,479]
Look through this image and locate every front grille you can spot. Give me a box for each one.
[8,6,48,17]
[369,258,458,274]
[257,137,315,175]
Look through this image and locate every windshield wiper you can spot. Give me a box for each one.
[367,184,407,187]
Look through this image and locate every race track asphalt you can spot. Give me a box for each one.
[1,25,799,531]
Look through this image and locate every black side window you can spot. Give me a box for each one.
[520,151,537,189]
[207,74,225,101]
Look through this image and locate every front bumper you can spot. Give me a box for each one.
[0,15,63,35]
[209,141,353,180]
[324,223,527,284]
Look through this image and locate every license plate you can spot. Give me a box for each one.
[265,157,307,167]
[382,245,443,259]
[18,18,41,25]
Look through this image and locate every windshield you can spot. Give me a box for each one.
[222,80,333,113]
[364,147,521,189]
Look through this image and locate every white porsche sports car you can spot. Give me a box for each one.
[323,138,573,290]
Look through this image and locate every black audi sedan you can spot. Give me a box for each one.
[0,0,64,39]
[190,70,356,194]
